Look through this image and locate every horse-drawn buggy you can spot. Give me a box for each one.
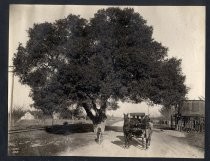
[123,113,153,149]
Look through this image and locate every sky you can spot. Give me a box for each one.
[8,5,205,117]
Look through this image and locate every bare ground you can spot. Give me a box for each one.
[9,119,204,158]
[59,122,204,158]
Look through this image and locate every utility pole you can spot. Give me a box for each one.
[9,66,14,129]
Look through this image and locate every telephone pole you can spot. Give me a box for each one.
[9,66,14,129]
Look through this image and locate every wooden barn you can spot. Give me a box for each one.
[177,100,205,132]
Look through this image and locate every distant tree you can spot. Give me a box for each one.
[59,109,74,119]
[13,8,187,125]
[11,106,26,122]
[59,107,85,119]
[29,110,44,119]
[159,106,174,120]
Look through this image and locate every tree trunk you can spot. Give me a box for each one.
[82,101,107,132]
[51,117,54,126]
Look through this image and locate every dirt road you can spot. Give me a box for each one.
[59,121,204,158]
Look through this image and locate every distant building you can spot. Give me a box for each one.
[151,116,174,130]
[177,100,205,132]
[180,100,205,117]
[20,111,35,120]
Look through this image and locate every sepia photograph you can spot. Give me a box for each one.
[8,5,205,158]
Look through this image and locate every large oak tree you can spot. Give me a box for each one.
[13,8,187,125]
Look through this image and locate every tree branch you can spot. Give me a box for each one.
[82,102,95,121]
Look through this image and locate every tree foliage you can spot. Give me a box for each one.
[13,8,188,124]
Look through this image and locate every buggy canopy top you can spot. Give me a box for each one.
[129,113,146,117]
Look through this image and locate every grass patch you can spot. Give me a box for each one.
[11,106,26,122]
[185,132,204,150]
[9,130,94,156]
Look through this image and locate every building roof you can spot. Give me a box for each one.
[182,114,205,117]
[183,100,205,102]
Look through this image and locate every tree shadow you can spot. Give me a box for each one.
[45,123,93,135]
[111,136,125,148]
[45,123,123,135]
[154,125,174,130]
[111,135,145,150]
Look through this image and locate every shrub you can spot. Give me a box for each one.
[30,110,44,119]
[11,106,26,122]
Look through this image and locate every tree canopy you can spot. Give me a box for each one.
[13,8,188,124]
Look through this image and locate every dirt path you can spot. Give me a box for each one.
[59,121,204,158]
